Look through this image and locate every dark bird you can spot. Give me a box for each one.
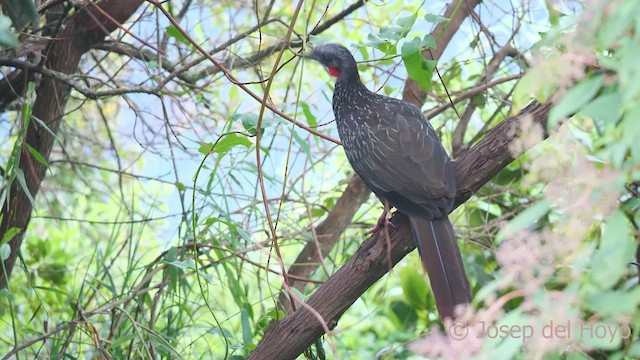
[307,43,470,321]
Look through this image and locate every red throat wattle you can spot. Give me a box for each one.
[328,66,340,77]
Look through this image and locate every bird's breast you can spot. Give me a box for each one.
[335,115,392,183]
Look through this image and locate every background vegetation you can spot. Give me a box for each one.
[0,0,638,358]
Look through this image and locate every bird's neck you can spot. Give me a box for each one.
[334,70,364,88]
[334,75,368,98]
[332,77,373,131]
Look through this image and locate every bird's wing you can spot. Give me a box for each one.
[352,100,456,216]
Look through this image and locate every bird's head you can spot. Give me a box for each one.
[306,43,360,82]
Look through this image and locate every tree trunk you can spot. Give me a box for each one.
[0,0,145,289]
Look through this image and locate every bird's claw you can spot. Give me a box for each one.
[364,213,395,236]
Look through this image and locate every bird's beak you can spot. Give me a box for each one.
[303,48,319,61]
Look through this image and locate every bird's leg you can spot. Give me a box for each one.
[364,198,394,236]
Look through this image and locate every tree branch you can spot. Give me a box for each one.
[276,174,371,312]
[450,44,518,157]
[424,73,521,120]
[93,17,280,84]
[0,58,162,98]
[191,0,367,81]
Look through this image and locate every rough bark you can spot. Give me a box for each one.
[249,101,552,360]
[0,0,145,288]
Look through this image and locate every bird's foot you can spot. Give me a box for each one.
[364,212,395,236]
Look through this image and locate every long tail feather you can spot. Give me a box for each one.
[409,216,470,320]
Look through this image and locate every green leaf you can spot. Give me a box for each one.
[289,287,307,302]
[585,288,640,316]
[175,181,186,192]
[629,341,640,358]
[231,112,264,136]
[165,26,189,45]
[310,206,326,218]
[421,34,436,49]
[31,114,61,141]
[32,285,69,296]
[471,94,486,108]
[544,0,561,27]
[497,200,551,243]
[1,227,20,246]
[14,168,36,208]
[424,13,449,24]
[308,35,333,46]
[146,331,184,359]
[0,243,10,261]
[1,0,38,30]
[26,144,49,168]
[379,26,402,42]
[198,142,214,155]
[299,102,317,127]
[0,15,19,48]
[474,279,502,303]
[365,34,396,55]
[399,265,429,309]
[468,200,502,218]
[512,70,557,114]
[22,82,36,128]
[621,103,640,148]
[165,247,178,263]
[388,300,417,329]
[109,333,137,349]
[483,310,527,357]
[397,12,418,37]
[401,37,436,92]
[548,75,603,128]
[206,218,251,242]
[37,262,67,285]
[576,321,625,350]
[589,211,635,289]
[267,308,286,321]
[597,1,635,47]
[199,134,252,155]
[96,255,116,295]
[0,288,14,302]
[621,47,640,106]
[235,227,251,243]
[241,308,253,349]
[206,217,229,226]
[493,166,524,186]
[293,131,312,162]
[469,38,479,50]
[166,260,195,270]
[578,92,623,126]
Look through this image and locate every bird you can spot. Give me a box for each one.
[306,43,471,321]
